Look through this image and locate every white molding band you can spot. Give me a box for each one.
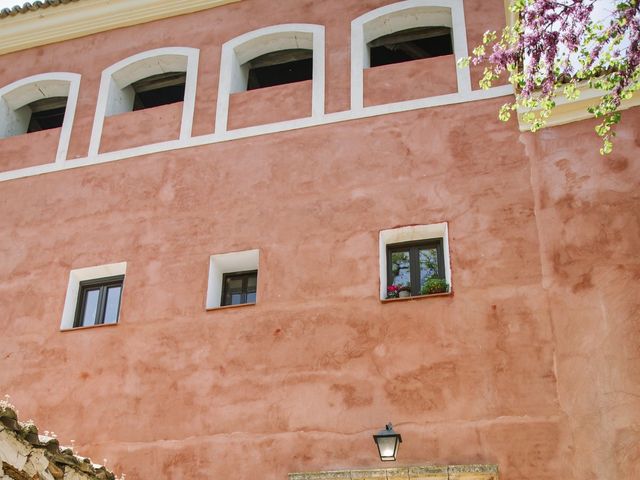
[60,261,127,330]
[215,23,325,134]
[0,84,513,183]
[88,47,199,156]
[0,0,242,56]
[0,72,81,164]
[351,0,471,110]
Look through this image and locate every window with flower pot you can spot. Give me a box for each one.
[379,223,451,300]
[386,239,448,298]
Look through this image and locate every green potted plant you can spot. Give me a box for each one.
[420,277,449,295]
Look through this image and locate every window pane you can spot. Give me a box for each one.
[81,289,100,327]
[246,292,257,303]
[390,250,411,287]
[103,286,122,324]
[247,273,257,291]
[224,276,244,306]
[419,248,439,285]
[230,293,243,305]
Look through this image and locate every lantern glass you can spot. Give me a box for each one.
[373,423,402,461]
[376,436,399,460]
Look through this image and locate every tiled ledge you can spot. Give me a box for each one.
[289,465,498,480]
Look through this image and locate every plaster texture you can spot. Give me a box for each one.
[99,102,183,153]
[364,55,457,107]
[0,1,638,480]
[228,80,312,130]
[0,127,59,172]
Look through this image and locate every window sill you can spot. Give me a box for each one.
[380,291,452,303]
[60,323,119,332]
[206,302,256,312]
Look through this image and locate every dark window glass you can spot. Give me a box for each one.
[387,240,445,296]
[27,96,68,133]
[131,72,186,110]
[222,270,258,306]
[246,49,313,90]
[369,26,453,67]
[74,276,124,328]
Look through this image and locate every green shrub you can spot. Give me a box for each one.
[420,278,449,295]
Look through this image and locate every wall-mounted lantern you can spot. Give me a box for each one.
[373,423,402,461]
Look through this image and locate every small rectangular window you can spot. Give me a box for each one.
[73,275,124,328]
[221,270,258,306]
[386,239,447,297]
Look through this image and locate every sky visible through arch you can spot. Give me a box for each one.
[0,0,21,9]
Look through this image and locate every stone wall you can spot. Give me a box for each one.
[0,406,115,480]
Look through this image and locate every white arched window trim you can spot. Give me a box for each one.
[0,72,80,164]
[351,0,472,110]
[215,23,325,134]
[88,47,199,157]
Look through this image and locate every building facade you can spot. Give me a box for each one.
[0,0,639,479]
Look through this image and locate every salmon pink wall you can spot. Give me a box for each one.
[99,102,183,153]
[227,80,312,130]
[364,55,457,107]
[0,128,59,172]
[0,2,638,480]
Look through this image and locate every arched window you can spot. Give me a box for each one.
[0,72,80,164]
[89,47,199,156]
[351,0,471,109]
[216,24,324,133]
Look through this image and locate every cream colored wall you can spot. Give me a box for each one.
[0,0,242,56]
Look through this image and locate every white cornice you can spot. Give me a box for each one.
[0,0,242,56]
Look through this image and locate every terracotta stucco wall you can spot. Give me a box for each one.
[0,1,638,479]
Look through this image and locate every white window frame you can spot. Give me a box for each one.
[379,223,451,300]
[351,0,472,110]
[88,47,199,156]
[60,262,127,330]
[206,249,259,309]
[215,23,325,134]
[0,72,80,164]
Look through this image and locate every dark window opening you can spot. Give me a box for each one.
[132,72,186,111]
[387,239,446,297]
[221,270,257,306]
[73,275,124,328]
[369,26,453,67]
[246,49,313,90]
[27,96,67,133]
